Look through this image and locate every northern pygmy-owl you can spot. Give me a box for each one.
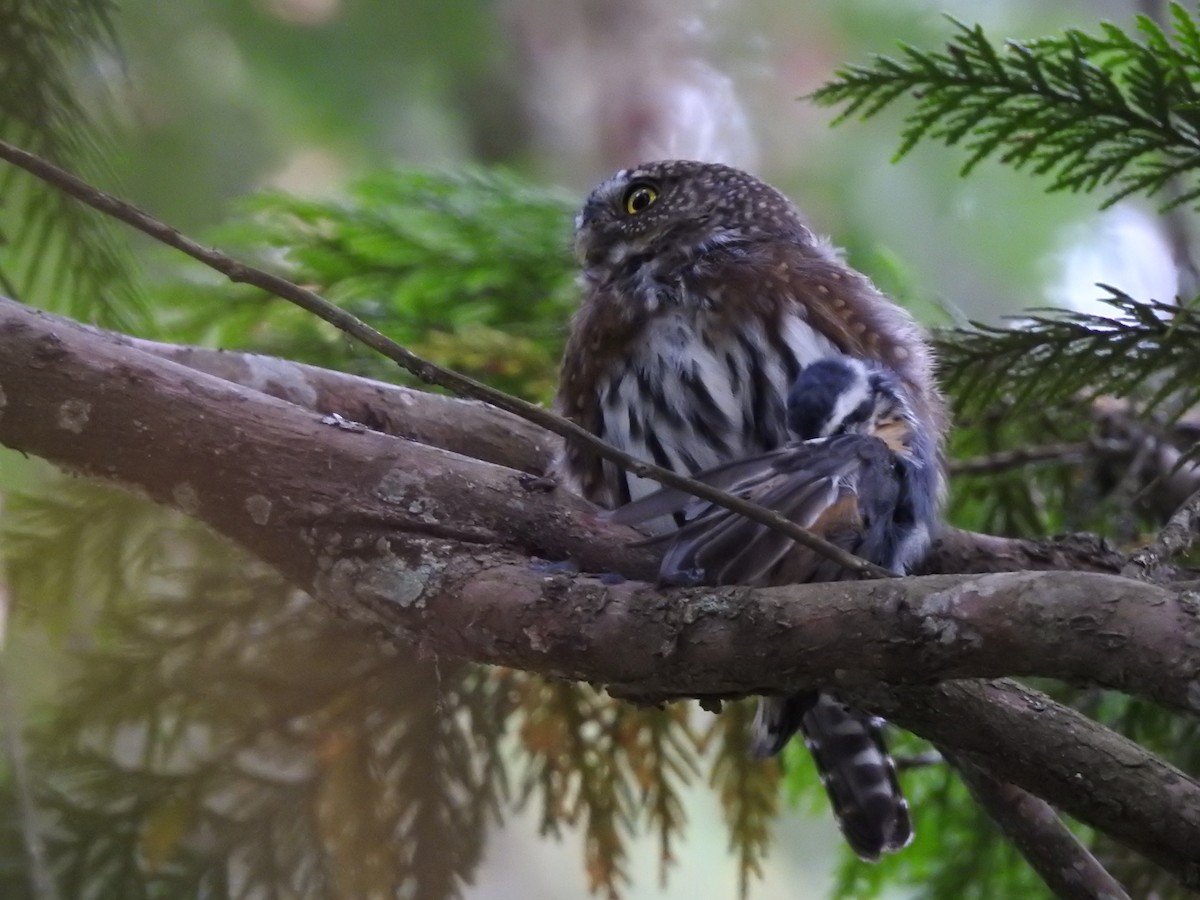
[555,160,947,860]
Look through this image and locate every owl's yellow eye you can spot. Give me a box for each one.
[623,183,659,215]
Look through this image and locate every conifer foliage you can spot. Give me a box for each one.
[812,5,1200,209]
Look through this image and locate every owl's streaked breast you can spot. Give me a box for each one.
[593,303,840,526]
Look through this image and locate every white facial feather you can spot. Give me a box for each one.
[821,360,874,436]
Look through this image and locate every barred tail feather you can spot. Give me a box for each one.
[750,692,815,759]
[753,691,912,861]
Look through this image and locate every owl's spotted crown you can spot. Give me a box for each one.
[574,160,811,269]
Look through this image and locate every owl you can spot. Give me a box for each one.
[554,160,946,861]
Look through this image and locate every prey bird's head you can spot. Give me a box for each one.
[788,357,918,453]
[573,160,809,277]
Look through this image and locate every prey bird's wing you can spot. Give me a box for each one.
[611,435,901,587]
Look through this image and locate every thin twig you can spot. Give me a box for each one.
[950,753,1131,900]
[1090,396,1200,514]
[0,137,890,579]
[1107,432,1157,544]
[892,750,943,771]
[949,439,1127,477]
[1121,485,1200,580]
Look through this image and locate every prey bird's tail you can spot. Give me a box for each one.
[753,691,912,861]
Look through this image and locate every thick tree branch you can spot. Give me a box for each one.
[854,680,1200,891]
[919,528,1146,578]
[949,753,1131,900]
[122,336,1194,583]
[122,336,558,475]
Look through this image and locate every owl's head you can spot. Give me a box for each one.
[574,160,808,272]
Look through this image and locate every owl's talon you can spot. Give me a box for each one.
[518,473,559,493]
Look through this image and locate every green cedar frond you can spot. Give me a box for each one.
[937,292,1200,534]
[0,0,145,330]
[0,778,37,900]
[1,477,173,630]
[618,704,698,884]
[810,6,1200,208]
[512,680,701,898]
[162,168,577,399]
[23,507,506,900]
[150,169,576,399]
[935,290,1200,421]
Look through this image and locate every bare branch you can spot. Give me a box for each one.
[949,753,1131,900]
[123,336,559,476]
[948,439,1127,476]
[122,337,1198,584]
[855,681,1200,892]
[1122,486,1200,580]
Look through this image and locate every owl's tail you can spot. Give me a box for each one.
[751,691,912,861]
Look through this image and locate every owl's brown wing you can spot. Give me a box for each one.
[610,434,898,587]
[554,283,650,507]
[693,243,948,446]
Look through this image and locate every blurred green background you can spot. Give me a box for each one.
[101,0,1151,325]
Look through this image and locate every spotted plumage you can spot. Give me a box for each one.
[555,161,946,861]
